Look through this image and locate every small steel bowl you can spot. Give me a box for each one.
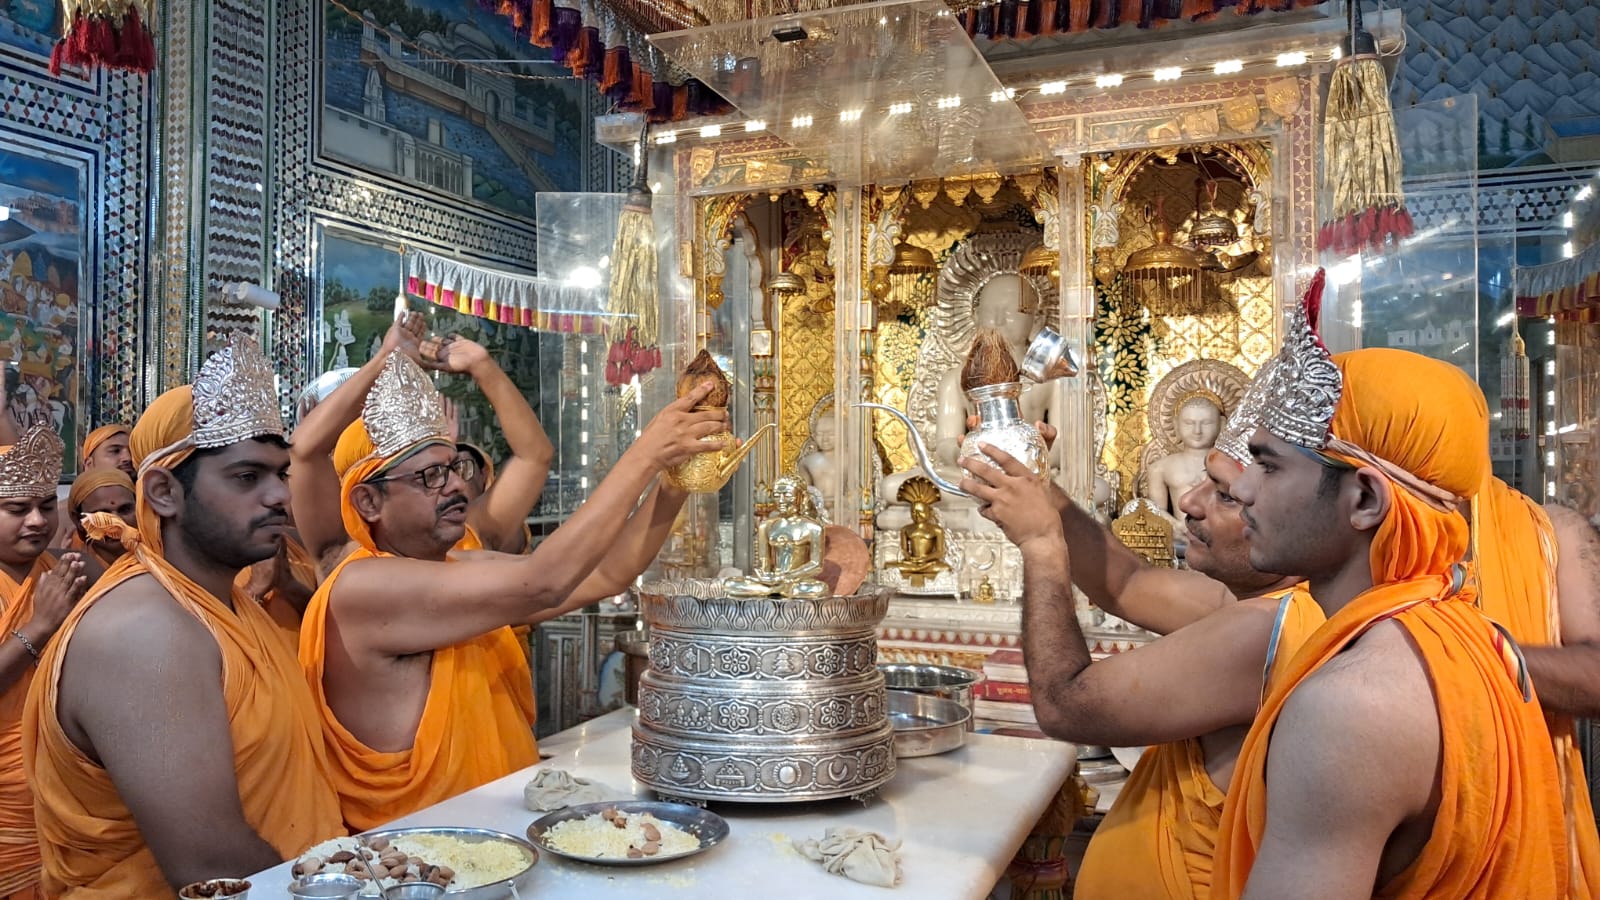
[887,690,970,757]
[382,885,446,900]
[877,663,984,729]
[1020,326,1080,383]
[287,874,362,899]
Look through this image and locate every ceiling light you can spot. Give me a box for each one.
[700,124,722,138]
[1214,59,1243,74]
[1577,185,1594,203]
[888,101,913,115]
[744,119,765,132]
[654,131,677,144]
[1564,241,1576,259]
[989,88,1016,102]
[1095,74,1123,88]
[1276,52,1308,67]
[935,95,961,110]
[1563,211,1574,228]
[839,108,862,123]
[1152,66,1182,82]
[1040,80,1067,94]
[792,114,813,128]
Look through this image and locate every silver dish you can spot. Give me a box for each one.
[526,800,730,867]
[358,828,538,899]
[1021,326,1080,383]
[887,690,970,758]
[878,663,983,728]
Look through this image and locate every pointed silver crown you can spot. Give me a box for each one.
[1213,358,1277,468]
[0,424,63,499]
[1260,271,1341,450]
[362,351,449,459]
[191,335,285,449]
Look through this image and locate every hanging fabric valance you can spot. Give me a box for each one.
[1517,241,1600,323]
[404,248,613,334]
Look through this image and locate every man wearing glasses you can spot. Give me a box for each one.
[297,350,726,829]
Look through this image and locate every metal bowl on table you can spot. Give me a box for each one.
[877,663,984,728]
[886,690,970,758]
[357,827,539,898]
[527,800,730,867]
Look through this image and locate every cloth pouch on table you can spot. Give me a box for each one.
[522,768,624,812]
[794,827,903,888]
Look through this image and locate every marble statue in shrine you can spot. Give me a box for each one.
[1135,360,1249,537]
[797,403,841,525]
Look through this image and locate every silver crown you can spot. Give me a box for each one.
[1260,276,1341,450]
[191,335,285,449]
[362,352,449,459]
[0,424,63,499]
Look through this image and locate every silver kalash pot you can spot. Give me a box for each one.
[858,327,1077,500]
[630,580,896,804]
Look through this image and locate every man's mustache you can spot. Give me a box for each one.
[250,510,289,530]
[437,494,469,516]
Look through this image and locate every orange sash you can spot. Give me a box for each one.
[21,553,345,898]
[1213,574,1570,899]
[298,545,538,831]
[0,556,54,897]
[1472,478,1600,896]
[1074,586,1323,899]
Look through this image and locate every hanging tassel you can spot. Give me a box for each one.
[607,139,659,349]
[1023,0,1042,36]
[51,0,157,75]
[1319,1,1413,256]
[530,0,555,47]
[600,45,626,97]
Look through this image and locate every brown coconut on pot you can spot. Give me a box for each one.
[961,328,1021,392]
[677,349,732,409]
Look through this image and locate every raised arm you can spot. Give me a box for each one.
[961,447,1277,747]
[1522,504,1600,718]
[0,554,85,695]
[529,480,689,623]
[291,315,426,573]
[57,587,289,887]
[423,336,553,552]
[334,386,728,656]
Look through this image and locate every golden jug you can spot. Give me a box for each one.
[663,423,776,493]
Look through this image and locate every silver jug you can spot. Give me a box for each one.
[860,381,1047,500]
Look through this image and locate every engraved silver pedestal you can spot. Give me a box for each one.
[631,583,897,804]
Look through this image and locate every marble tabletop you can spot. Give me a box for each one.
[248,708,1075,899]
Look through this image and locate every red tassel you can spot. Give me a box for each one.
[672,87,688,120]
[600,46,624,95]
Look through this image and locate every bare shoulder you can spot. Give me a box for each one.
[1276,620,1438,798]
[65,575,221,675]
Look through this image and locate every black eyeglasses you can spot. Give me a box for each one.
[368,457,477,492]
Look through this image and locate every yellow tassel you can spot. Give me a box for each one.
[607,185,659,346]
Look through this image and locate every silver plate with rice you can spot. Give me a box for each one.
[526,800,729,867]
[358,828,538,898]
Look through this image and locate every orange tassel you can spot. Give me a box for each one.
[672,86,688,120]
[531,0,554,47]
[601,46,624,95]
[1182,0,1211,18]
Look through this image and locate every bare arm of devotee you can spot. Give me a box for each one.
[291,314,426,574]
[334,386,727,657]
[1242,624,1438,900]
[1522,504,1600,718]
[56,581,286,886]
[0,554,86,693]
[529,481,688,623]
[423,336,553,552]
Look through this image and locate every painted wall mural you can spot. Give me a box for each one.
[321,0,587,220]
[0,0,60,62]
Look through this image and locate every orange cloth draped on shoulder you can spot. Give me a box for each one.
[1213,350,1571,899]
[78,426,127,465]
[301,418,535,830]
[1074,586,1323,899]
[1473,477,1600,895]
[64,469,134,569]
[0,555,55,899]
[21,385,345,899]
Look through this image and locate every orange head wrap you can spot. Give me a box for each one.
[67,468,134,523]
[80,424,129,464]
[127,386,200,557]
[335,418,449,553]
[1322,349,1487,584]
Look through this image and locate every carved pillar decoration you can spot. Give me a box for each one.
[697,194,753,313]
[1004,776,1086,900]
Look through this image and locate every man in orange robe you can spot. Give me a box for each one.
[1473,481,1600,892]
[79,425,132,481]
[22,338,344,897]
[959,279,1338,898]
[1214,345,1578,896]
[57,468,135,578]
[299,351,729,829]
[0,427,87,899]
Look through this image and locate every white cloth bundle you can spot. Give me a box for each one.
[522,768,622,812]
[794,827,903,888]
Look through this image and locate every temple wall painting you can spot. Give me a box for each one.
[320,0,588,221]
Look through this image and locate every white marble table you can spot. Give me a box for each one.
[248,708,1075,899]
